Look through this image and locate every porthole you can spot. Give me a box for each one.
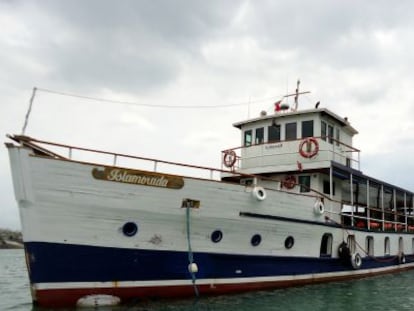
[285,236,294,249]
[211,230,223,243]
[122,222,138,237]
[251,234,262,246]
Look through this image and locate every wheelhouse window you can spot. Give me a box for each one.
[328,124,334,144]
[255,127,264,144]
[268,125,281,142]
[335,128,340,146]
[299,175,311,193]
[301,120,314,138]
[285,122,297,141]
[321,121,327,141]
[244,130,252,146]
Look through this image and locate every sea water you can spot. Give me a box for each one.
[1,249,414,311]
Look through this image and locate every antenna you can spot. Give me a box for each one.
[22,87,37,135]
[281,79,310,111]
[294,79,300,111]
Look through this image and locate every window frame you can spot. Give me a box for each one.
[244,130,252,147]
[285,122,297,141]
[268,124,281,142]
[255,127,264,145]
[299,175,311,193]
[301,120,314,138]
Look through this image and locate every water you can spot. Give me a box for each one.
[2,249,414,311]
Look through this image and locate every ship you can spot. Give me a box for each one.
[6,86,414,307]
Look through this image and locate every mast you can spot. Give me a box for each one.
[280,79,310,111]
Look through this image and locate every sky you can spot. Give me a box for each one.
[2,0,414,230]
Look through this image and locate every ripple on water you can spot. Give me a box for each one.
[2,250,414,311]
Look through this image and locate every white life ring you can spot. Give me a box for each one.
[314,200,325,215]
[351,253,362,270]
[252,186,266,201]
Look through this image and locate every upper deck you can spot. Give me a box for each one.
[221,107,360,175]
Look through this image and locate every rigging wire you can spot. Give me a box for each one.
[21,86,289,135]
[35,87,282,109]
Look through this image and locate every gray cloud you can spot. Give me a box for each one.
[2,0,414,229]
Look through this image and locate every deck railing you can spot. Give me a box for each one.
[221,136,360,171]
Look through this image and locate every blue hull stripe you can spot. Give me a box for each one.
[25,242,404,284]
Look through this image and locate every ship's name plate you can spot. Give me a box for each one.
[92,168,184,189]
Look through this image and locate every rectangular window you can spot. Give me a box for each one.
[244,130,252,146]
[285,122,297,141]
[301,120,314,138]
[328,125,334,144]
[323,180,335,195]
[255,127,264,144]
[268,125,281,142]
[366,236,374,256]
[321,121,327,141]
[384,237,390,256]
[320,233,333,257]
[335,128,340,146]
[299,175,311,193]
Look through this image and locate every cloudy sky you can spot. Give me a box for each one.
[2,0,414,230]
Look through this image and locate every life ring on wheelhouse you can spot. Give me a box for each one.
[252,186,267,201]
[299,137,319,158]
[314,199,325,215]
[350,253,362,270]
[282,175,296,189]
[223,150,237,168]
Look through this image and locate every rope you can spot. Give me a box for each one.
[186,205,199,297]
[326,216,403,263]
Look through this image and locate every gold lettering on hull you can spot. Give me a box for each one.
[92,167,184,189]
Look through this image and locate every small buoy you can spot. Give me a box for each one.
[76,294,121,307]
[188,262,199,273]
[252,186,266,201]
[351,253,362,270]
[314,199,324,215]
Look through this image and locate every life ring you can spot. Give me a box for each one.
[350,253,362,270]
[399,252,406,264]
[314,199,325,215]
[282,175,296,189]
[299,137,319,158]
[252,186,266,201]
[223,150,237,168]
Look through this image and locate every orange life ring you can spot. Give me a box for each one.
[282,175,296,189]
[299,137,319,158]
[223,150,237,167]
